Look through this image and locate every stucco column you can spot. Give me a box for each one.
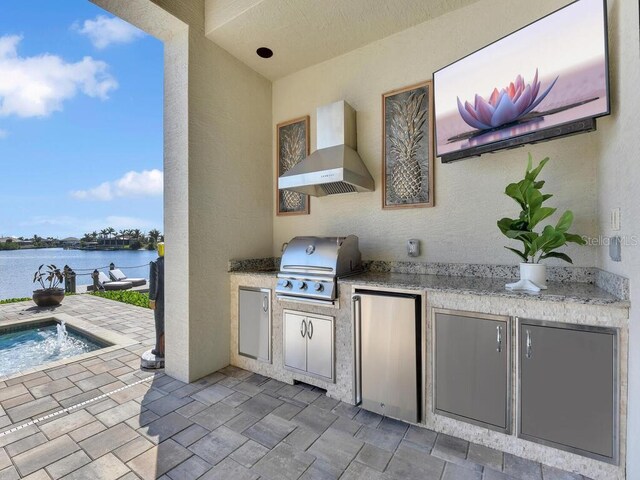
[91,0,272,382]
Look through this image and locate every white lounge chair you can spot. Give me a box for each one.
[109,268,147,287]
[95,271,133,291]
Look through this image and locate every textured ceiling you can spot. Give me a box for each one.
[205,0,481,80]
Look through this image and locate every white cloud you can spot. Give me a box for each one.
[74,15,145,49]
[71,169,163,201]
[0,129,7,139]
[0,35,118,118]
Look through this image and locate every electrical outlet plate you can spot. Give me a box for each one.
[407,239,420,257]
[609,236,621,262]
[611,208,620,231]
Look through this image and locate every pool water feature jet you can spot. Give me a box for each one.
[56,321,68,347]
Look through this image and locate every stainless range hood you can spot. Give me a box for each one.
[278,101,375,196]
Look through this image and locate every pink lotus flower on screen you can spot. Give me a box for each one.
[456,69,559,130]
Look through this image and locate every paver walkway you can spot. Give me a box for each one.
[0,296,589,479]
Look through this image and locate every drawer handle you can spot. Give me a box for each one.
[496,325,503,353]
[262,296,269,312]
[526,329,533,359]
[300,319,307,338]
[308,320,314,339]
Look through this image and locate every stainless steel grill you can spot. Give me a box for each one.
[276,235,363,305]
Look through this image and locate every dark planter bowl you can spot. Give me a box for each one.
[32,288,65,307]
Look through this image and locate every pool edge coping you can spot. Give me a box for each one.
[0,312,140,382]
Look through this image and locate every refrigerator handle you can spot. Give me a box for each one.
[352,295,362,405]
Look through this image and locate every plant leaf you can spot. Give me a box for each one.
[497,217,518,234]
[505,180,533,209]
[565,233,587,245]
[534,225,565,253]
[529,207,556,229]
[504,246,528,262]
[555,211,574,233]
[525,156,549,181]
[539,251,573,264]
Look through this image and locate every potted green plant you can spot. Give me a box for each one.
[32,264,65,307]
[497,154,586,291]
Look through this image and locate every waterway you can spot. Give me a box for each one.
[0,248,157,300]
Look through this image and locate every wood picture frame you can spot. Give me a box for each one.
[276,116,310,216]
[382,80,435,209]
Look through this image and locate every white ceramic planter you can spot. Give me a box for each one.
[519,262,547,288]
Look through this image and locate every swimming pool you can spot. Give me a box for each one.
[0,320,106,377]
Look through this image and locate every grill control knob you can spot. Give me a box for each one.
[282,280,292,289]
[297,281,307,290]
[314,283,324,292]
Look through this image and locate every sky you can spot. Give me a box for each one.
[0,1,163,239]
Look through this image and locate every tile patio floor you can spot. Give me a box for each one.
[0,296,588,479]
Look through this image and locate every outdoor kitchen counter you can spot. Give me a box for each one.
[227,269,628,307]
[340,271,629,308]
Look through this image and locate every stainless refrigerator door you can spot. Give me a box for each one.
[519,321,617,462]
[359,292,419,423]
[434,311,509,432]
[238,288,271,362]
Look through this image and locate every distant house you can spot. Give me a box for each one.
[62,237,81,247]
[0,236,32,246]
[98,236,131,247]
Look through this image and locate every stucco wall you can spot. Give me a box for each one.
[93,0,273,382]
[595,0,640,477]
[272,0,600,266]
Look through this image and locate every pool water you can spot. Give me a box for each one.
[0,323,104,377]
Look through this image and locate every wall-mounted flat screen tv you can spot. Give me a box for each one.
[434,0,609,163]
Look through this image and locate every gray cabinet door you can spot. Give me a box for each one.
[284,312,307,372]
[238,287,271,362]
[306,316,334,381]
[434,310,509,432]
[519,321,617,462]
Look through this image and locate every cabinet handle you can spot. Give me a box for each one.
[496,325,503,353]
[262,296,268,312]
[526,329,533,359]
[308,320,314,339]
[300,319,307,338]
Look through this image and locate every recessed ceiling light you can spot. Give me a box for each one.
[256,47,273,59]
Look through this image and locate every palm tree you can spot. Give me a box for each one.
[148,229,160,243]
[106,227,116,246]
[116,229,126,248]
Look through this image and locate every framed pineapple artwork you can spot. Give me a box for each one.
[277,116,310,216]
[382,80,435,209]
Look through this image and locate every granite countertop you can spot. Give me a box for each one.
[228,266,628,307]
[229,270,279,278]
[340,272,629,307]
